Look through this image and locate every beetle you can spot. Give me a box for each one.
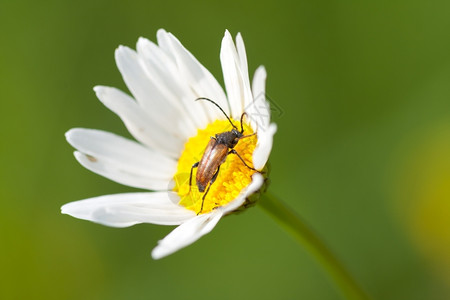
[189,97,258,214]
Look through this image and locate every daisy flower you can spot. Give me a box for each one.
[62,29,277,259]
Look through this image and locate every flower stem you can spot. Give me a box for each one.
[258,192,371,300]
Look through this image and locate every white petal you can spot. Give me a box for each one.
[66,128,175,176]
[253,123,277,170]
[94,86,184,158]
[66,128,176,190]
[221,172,265,214]
[236,33,249,84]
[151,210,223,259]
[74,151,172,190]
[157,29,230,123]
[136,37,209,129]
[235,33,253,114]
[154,29,176,62]
[61,192,195,227]
[220,31,243,119]
[248,66,270,131]
[220,30,254,120]
[115,45,196,140]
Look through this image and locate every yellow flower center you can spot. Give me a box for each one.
[173,119,258,215]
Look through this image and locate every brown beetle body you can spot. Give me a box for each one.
[189,98,258,214]
[196,138,228,192]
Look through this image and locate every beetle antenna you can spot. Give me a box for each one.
[239,112,247,133]
[196,97,237,130]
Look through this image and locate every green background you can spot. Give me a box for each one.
[1,0,450,299]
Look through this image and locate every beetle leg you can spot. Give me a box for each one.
[189,162,199,194]
[229,149,258,171]
[210,165,221,184]
[198,165,221,215]
[238,132,256,140]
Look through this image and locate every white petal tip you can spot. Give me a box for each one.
[157,28,167,35]
[114,46,131,60]
[93,85,106,94]
[65,128,78,143]
[93,86,115,102]
[255,65,267,76]
[64,130,71,141]
[115,45,123,55]
[60,204,78,217]
[65,128,96,150]
[269,123,278,134]
[60,205,68,215]
[223,30,232,40]
[60,202,81,218]
[73,150,84,160]
[151,245,167,260]
[136,37,151,50]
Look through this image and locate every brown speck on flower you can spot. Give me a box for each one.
[86,155,97,162]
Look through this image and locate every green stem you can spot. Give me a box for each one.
[258,192,371,300]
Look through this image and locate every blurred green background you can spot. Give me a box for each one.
[1,0,450,299]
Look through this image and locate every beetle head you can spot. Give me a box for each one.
[230,129,243,147]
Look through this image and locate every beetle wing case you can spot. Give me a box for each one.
[196,139,228,192]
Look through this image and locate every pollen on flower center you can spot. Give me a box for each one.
[173,119,257,214]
